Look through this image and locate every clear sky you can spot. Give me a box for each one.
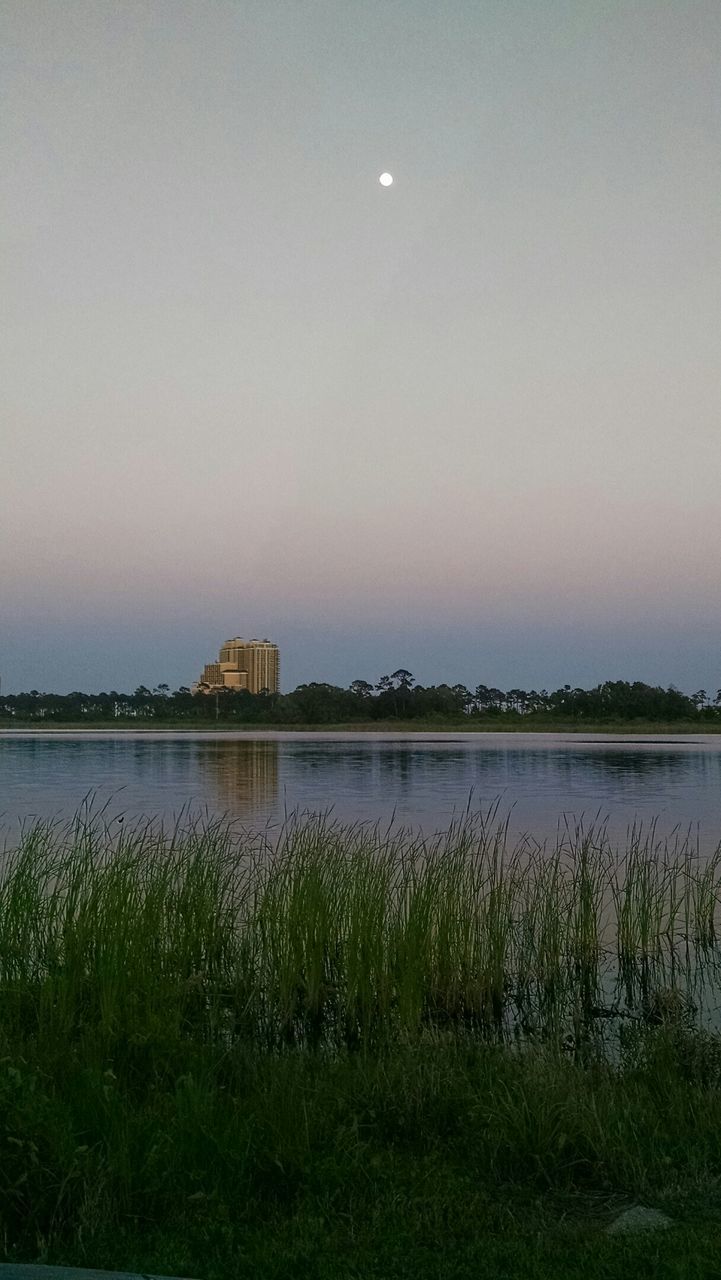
[2,0,720,694]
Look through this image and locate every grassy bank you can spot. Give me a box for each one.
[3,717,721,733]
[2,812,721,1277]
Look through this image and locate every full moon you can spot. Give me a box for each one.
[379,172,393,186]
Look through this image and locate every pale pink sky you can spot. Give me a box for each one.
[2,1,720,692]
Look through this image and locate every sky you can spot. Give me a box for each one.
[2,0,720,695]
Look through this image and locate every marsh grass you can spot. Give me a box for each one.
[3,808,721,1273]
[2,806,721,1055]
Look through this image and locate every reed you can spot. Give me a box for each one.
[3,809,721,1275]
[2,808,721,1056]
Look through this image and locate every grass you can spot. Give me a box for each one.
[2,809,721,1277]
[3,717,721,733]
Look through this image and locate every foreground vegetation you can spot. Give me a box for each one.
[3,810,721,1276]
[3,674,721,727]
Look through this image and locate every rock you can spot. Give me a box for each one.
[607,1206,673,1235]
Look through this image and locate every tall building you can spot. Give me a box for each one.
[194,637,280,695]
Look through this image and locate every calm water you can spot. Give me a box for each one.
[2,731,721,850]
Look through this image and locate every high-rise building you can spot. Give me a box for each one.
[194,638,280,695]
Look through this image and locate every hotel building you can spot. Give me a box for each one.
[195,638,280,695]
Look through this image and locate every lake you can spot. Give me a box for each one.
[2,731,721,851]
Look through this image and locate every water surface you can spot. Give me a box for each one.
[2,731,721,850]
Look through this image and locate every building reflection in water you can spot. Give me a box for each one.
[196,739,280,821]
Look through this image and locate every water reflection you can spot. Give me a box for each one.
[195,740,279,817]
[1,732,721,850]
[273,738,721,846]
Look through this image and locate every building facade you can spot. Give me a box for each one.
[194,638,280,695]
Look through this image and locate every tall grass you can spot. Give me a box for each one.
[4,809,721,1272]
[1,807,720,1056]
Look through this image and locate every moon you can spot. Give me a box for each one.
[379,172,393,186]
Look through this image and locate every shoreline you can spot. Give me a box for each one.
[2,718,721,736]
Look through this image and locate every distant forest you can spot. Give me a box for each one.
[2,673,721,724]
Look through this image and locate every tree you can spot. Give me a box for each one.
[488,688,505,713]
[349,680,374,700]
[386,670,415,717]
[506,688,528,714]
[390,669,415,690]
[285,683,355,725]
[474,684,492,712]
[451,684,473,714]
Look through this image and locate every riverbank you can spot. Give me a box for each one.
[1,814,721,1277]
[2,717,720,733]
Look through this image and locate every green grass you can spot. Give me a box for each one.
[2,810,721,1277]
[4,1040,721,1277]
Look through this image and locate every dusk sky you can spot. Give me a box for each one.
[3,0,720,695]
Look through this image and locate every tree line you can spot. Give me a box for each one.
[2,672,721,725]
